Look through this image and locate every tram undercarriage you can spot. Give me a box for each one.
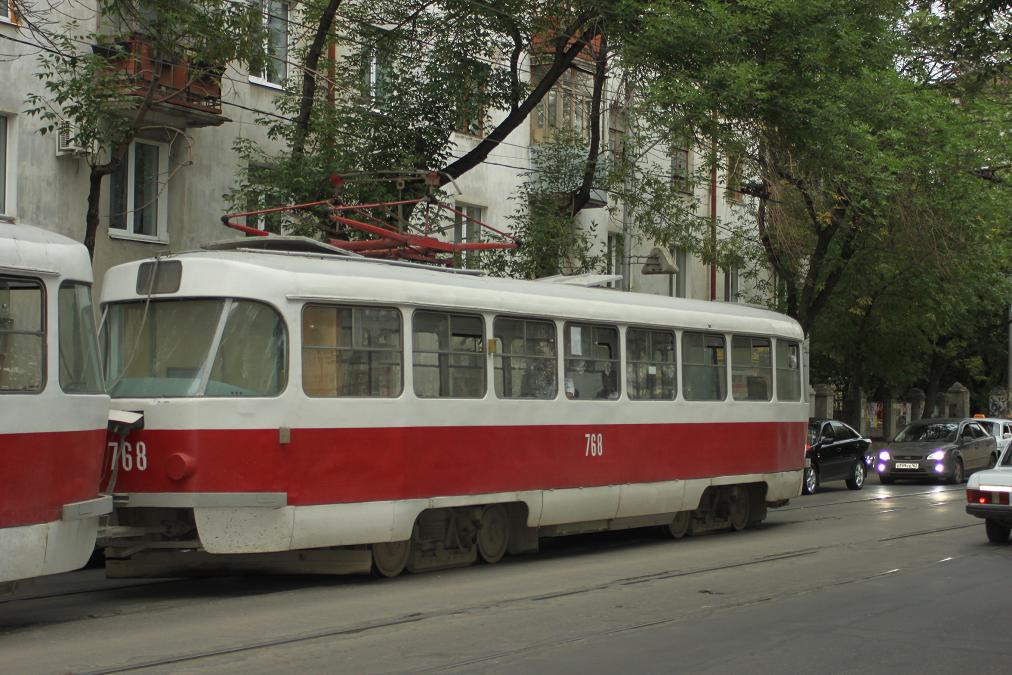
[101,482,780,579]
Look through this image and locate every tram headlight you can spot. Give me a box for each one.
[879,450,891,461]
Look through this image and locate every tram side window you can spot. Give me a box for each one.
[58,282,103,394]
[627,328,676,400]
[302,304,402,397]
[413,311,485,398]
[731,335,772,401]
[564,323,619,400]
[776,340,802,401]
[0,276,44,393]
[493,317,557,399]
[682,332,726,401]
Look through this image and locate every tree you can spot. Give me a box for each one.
[228,0,615,244]
[618,0,1010,339]
[20,0,266,258]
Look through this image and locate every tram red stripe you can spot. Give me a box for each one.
[0,429,107,528]
[113,422,805,505]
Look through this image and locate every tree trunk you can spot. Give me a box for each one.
[571,31,607,214]
[84,169,105,260]
[292,0,344,158]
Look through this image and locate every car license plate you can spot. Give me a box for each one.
[895,462,919,469]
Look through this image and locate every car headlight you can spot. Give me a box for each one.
[879,450,891,461]
[926,450,946,461]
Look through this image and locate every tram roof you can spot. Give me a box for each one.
[0,223,93,282]
[100,248,804,339]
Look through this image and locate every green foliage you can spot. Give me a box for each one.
[228,0,616,247]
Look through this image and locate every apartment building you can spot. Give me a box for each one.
[0,2,759,305]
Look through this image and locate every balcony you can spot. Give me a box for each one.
[95,36,228,128]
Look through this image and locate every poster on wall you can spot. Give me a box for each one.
[989,388,1009,418]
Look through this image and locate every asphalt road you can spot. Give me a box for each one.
[2,475,1010,674]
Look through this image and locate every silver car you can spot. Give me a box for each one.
[973,417,1012,456]
[875,418,998,484]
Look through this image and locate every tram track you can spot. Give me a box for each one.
[0,578,183,606]
[74,549,821,674]
[777,485,962,512]
[4,486,963,611]
[69,517,978,675]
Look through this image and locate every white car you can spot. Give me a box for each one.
[966,444,1012,543]
[974,417,1012,456]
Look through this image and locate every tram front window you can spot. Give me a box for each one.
[103,298,287,397]
[58,282,103,394]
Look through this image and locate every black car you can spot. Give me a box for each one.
[875,418,998,484]
[803,419,872,495]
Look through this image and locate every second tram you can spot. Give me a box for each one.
[0,224,111,587]
[99,240,807,576]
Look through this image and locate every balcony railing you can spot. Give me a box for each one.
[96,36,223,117]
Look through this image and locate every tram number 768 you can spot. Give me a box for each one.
[584,433,604,457]
[107,441,148,472]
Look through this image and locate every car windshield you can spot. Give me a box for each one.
[102,298,287,397]
[894,422,958,443]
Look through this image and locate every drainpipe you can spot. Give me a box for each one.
[710,160,717,301]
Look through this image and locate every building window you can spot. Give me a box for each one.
[0,115,8,216]
[412,311,485,398]
[302,304,403,397]
[627,328,676,400]
[776,340,801,401]
[493,317,557,400]
[731,335,772,401]
[455,62,489,137]
[453,203,484,269]
[723,267,739,302]
[0,276,44,393]
[108,139,169,239]
[251,1,289,86]
[532,67,596,144]
[564,323,619,400]
[360,30,393,103]
[682,332,726,401]
[725,153,744,203]
[606,232,624,289]
[671,139,691,194]
[0,2,15,24]
[245,165,284,233]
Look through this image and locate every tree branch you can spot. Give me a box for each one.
[439,14,600,184]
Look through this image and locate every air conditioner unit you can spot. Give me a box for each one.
[56,122,89,157]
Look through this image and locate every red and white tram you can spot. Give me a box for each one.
[0,224,111,587]
[99,240,807,577]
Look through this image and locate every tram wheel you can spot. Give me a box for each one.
[729,487,750,532]
[371,540,411,578]
[666,511,692,539]
[477,505,510,564]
